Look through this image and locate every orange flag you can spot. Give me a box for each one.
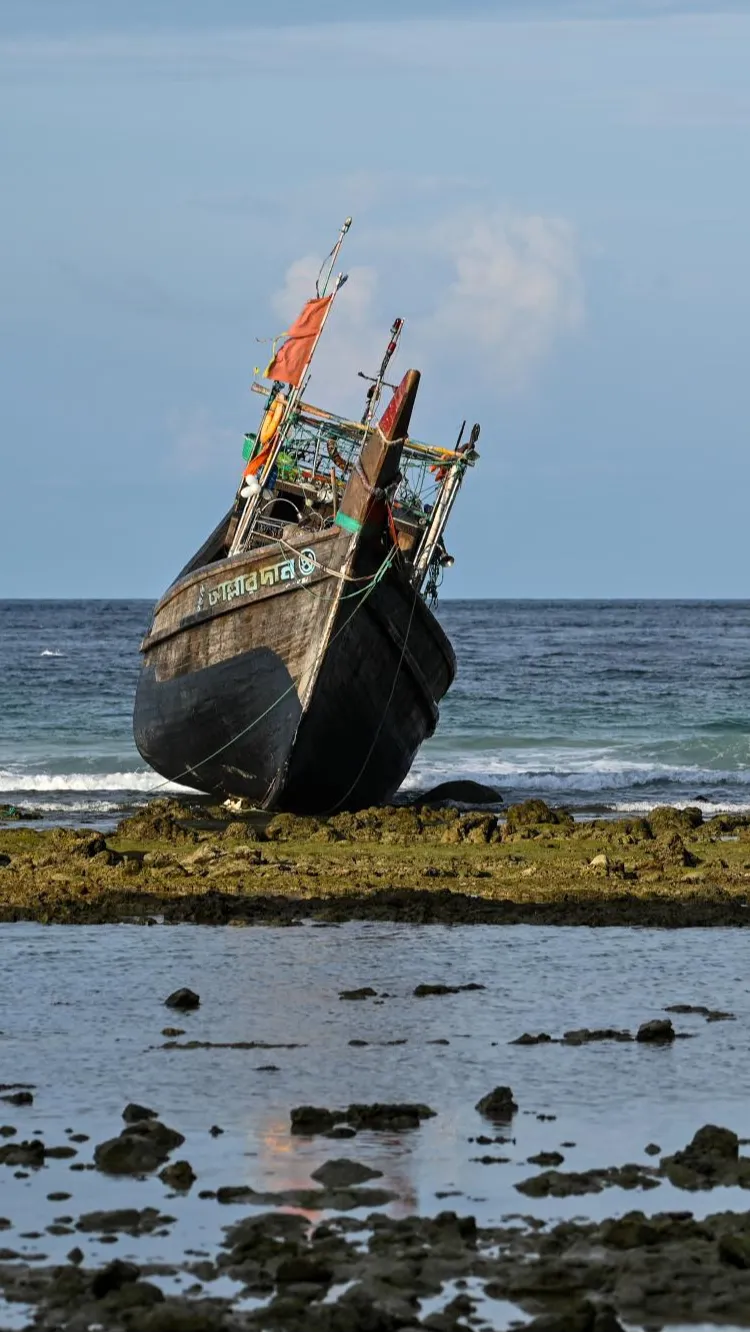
[264,296,333,387]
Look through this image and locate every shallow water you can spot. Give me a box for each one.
[1,920,750,1282]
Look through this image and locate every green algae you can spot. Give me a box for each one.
[2,800,750,926]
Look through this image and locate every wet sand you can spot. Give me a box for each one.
[2,797,750,927]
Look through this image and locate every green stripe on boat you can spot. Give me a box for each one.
[335,512,363,533]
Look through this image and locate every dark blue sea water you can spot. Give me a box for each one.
[1,599,749,825]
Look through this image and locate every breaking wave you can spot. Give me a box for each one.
[0,770,191,794]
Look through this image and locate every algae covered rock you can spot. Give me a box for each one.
[649,805,703,837]
[159,1159,196,1190]
[504,799,569,827]
[114,798,199,844]
[475,1086,518,1120]
[636,1018,675,1043]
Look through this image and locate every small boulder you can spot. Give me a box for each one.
[310,1159,383,1189]
[416,780,502,806]
[159,1160,196,1191]
[164,988,200,1011]
[475,1086,518,1120]
[636,1018,675,1043]
[90,1258,141,1299]
[290,1106,342,1135]
[122,1103,157,1124]
[1,1091,33,1107]
[339,987,377,1001]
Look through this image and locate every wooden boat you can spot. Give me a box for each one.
[133,219,480,813]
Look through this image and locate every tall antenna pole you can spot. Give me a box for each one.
[230,219,353,557]
[359,317,404,427]
[319,217,352,298]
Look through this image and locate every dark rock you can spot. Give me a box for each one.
[0,1126,15,1137]
[636,1018,675,1043]
[209,1125,224,1136]
[44,1145,77,1159]
[160,1160,196,1190]
[339,987,377,1000]
[94,1120,184,1175]
[122,1102,157,1123]
[162,1027,185,1037]
[216,1185,256,1204]
[528,1151,565,1166]
[414,982,485,996]
[90,1258,141,1298]
[719,1232,750,1268]
[76,1207,171,1235]
[416,780,502,806]
[67,1246,84,1265]
[597,1213,658,1250]
[662,1123,744,1190]
[310,1159,383,1188]
[1,1090,33,1106]
[475,1086,518,1119]
[517,1164,660,1197]
[345,1102,436,1130]
[511,1032,554,1045]
[0,1138,45,1167]
[275,1255,334,1286]
[563,1028,632,1044]
[104,1279,165,1311]
[644,1143,661,1155]
[290,1105,343,1135]
[164,987,200,1010]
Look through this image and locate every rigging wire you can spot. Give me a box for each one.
[148,544,398,793]
[319,562,420,817]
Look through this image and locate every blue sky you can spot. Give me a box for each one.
[2,1,749,598]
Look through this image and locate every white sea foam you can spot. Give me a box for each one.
[403,752,750,793]
[39,649,64,657]
[0,770,191,794]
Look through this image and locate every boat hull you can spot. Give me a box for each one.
[133,531,455,812]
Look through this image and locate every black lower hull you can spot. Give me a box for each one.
[134,570,455,814]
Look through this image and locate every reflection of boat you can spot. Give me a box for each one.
[134,218,480,813]
[255,1116,419,1222]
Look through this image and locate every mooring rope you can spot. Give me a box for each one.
[148,544,398,792]
[319,575,420,816]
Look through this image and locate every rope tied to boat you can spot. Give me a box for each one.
[148,543,399,792]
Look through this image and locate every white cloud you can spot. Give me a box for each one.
[269,256,385,418]
[268,210,583,410]
[414,212,584,390]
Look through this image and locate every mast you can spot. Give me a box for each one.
[358,317,404,426]
[412,424,480,589]
[229,219,352,557]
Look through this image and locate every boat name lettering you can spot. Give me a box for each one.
[199,548,317,612]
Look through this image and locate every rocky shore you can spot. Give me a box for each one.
[2,797,750,926]
[4,1094,750,1330]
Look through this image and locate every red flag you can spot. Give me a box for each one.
[264,295,333,387]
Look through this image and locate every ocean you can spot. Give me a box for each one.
[1,598,749,826]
